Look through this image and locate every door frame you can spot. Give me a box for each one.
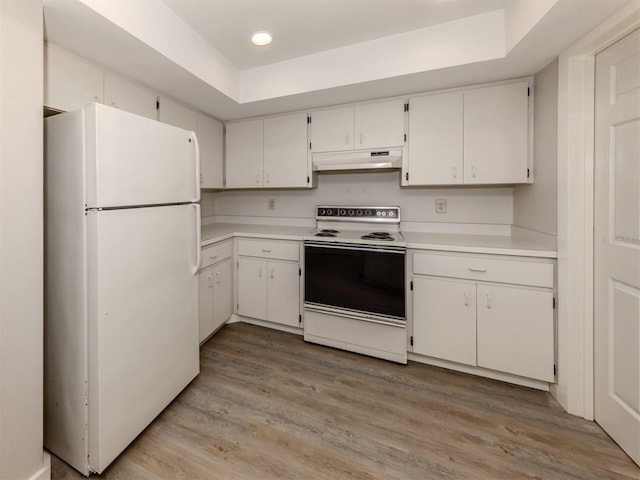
[555,3,639,420]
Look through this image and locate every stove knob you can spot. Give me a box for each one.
[348,209,354,216]
[356,209,363,216]
[339,209,346,216]
[376,211,381,216]
[381,211,387,216]
[365,209,372,216]
[319,209,325,216]
[388,210,395,217]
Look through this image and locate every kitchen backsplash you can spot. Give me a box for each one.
[201,171,513,225]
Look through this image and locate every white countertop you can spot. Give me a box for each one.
[201,222,557,258]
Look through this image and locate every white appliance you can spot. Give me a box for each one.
[44,103,201,475]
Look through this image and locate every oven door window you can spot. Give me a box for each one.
[304,245,405,318]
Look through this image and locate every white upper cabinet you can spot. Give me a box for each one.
[157,96,197,132]
[404,81,530,186]
[103,73,157,120]
[225,113,310,189]
[354,99,405,150]
[225,119,264,188]
[463,82,529,184]
[197,113,224,189]
[407,91,464,185]
[45,44,104,112]
[310,99,405,153]
[263,113,309,188]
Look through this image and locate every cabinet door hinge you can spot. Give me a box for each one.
[237,260,239,268]
[156,99,160,110]
[410,336,414,346]
[299,267,302,276]
[527,168,530,178]
[299,314,302,324]
[307,176,310,184]
[307,115,311,124]
[405,172,409,181]
[527,87,531,97]
[553,364,557,376]
[553,297,556,309]
[410,280,413,291]
[404,103,409,112]
[404,133,407,142]
[309,142,312,150]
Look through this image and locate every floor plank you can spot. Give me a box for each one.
[51,323,639,479]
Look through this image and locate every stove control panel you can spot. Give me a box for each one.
[316,206,400,222]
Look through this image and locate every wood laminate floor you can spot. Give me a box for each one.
[51,322,639,480]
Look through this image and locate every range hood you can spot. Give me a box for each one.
[312,149,402,172]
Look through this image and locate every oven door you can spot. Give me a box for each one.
[304,241,406,323]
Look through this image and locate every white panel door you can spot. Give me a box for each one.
[103,73,157,120]
[225,119,264,188]
[237,258,268,320]
[198,113,224,189]
[263,113,308,188]
[212,257,233,332]
[86,204,200,473]
[407,92,463,185]
[464,82,529,184]
[413,276,476,366]
[267,261,300,327]
[310,107,354,152]
[355,99,405,150]
[594,29,640,466]
[156,95,197,131]
[86,103,199,208]
[476,283,554,382]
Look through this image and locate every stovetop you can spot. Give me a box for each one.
[304,205,406,247]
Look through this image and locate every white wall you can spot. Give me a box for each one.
[513,58,558,235]
[0,1,50,479]
[204,172,514,225]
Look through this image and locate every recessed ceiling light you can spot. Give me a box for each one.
[251,31,272,46]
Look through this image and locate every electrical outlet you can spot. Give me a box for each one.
[435,199,447,214]
[268,198,276,210]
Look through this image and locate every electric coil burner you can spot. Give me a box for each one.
[303,206,407,364]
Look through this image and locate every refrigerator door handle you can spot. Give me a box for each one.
[192,204,201,275]
[191,130,201,203]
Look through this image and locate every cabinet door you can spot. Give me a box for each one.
[264,113,309,188]
[103,73,157,120]
[413,276,476,366]
[267,261,300,327]
[355,99,405,150]
[197,113,224,189]
[463,82,529,184]
[407,92,463,185]
[157,96,197,131]
[225,120,264,188]
[198,265,215,343]
[212,258,233,332]
[237,258,267,320]
[476,283,554,382]
[310,107,354,153]
[44,44,103,112]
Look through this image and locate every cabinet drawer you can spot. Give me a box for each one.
[201,241,233,269]
[413,252,553,288]
[238,239,299,261]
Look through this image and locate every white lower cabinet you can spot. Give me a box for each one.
[411,251,555,383]
[198,241,233,343]
[237,239,301,328]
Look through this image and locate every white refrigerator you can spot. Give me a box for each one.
[44,103,201,475]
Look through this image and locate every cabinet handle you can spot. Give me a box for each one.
[256,174,260,184]
[207,275,213,288]
[468,267,487,273]
[270,268,275,279]
[453,166,457,178]
[209,254,219,260]
[261,249,272,253]
[346,134,350,145]
[359,133,364,144]
[464,290,469,306]
[472,165,477,178]
[266,173,270,184]
[486,293,492,309]
[258,267,263,278]
[215,272,221,283]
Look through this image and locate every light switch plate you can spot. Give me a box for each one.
[435,199,447,214]
[268,198,276,210]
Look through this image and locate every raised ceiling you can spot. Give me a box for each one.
[43,0,633,120]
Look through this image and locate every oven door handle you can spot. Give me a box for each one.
[304,304,406,328]
[304,241,406,254]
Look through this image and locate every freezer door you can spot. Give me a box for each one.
[85,204,200,473]
[85,103,199,208]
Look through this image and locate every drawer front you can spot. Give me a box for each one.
[413,252,553,288]
[238,239,300,262]
[201,241,233,269]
